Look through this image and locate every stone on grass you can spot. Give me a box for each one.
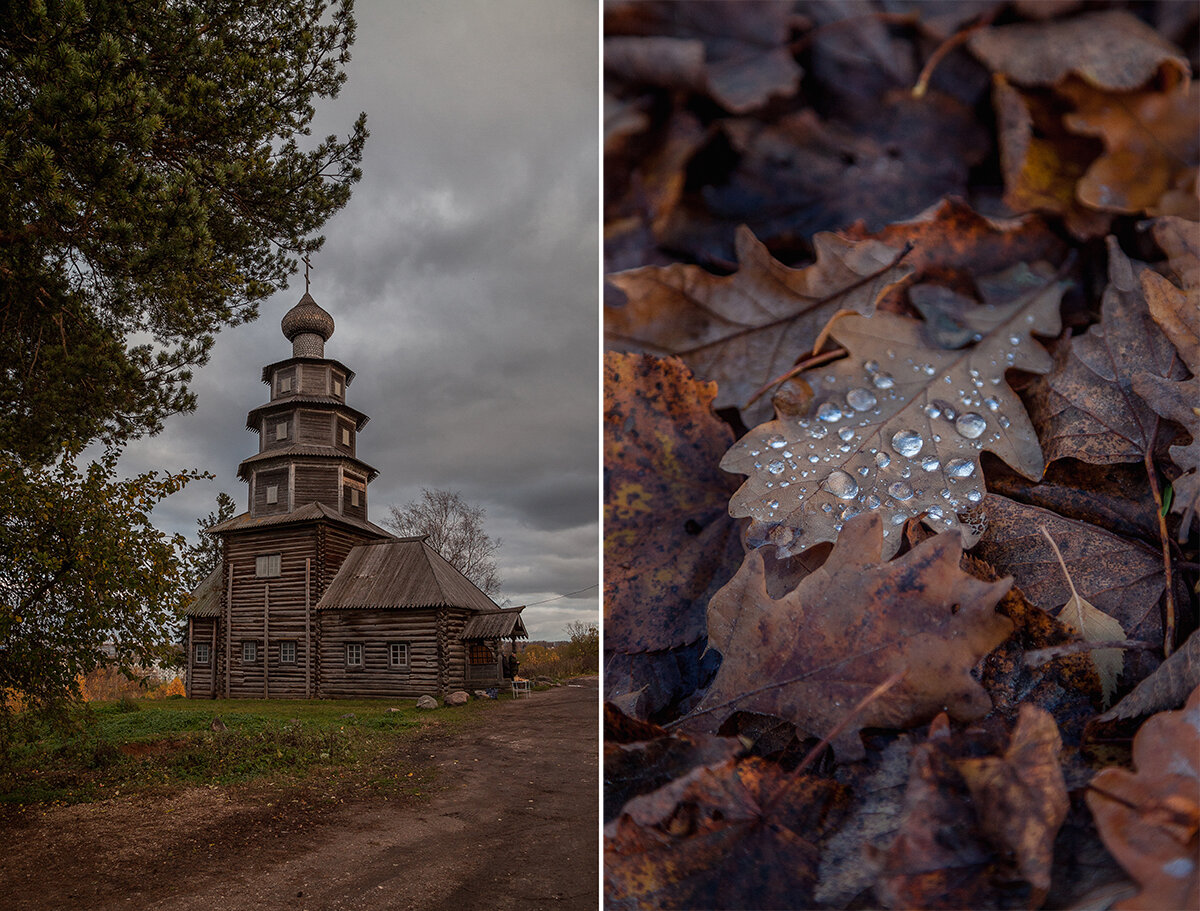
[416,695,438,710]
[445,691,470,706]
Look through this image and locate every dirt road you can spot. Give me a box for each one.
[0,678,599,910]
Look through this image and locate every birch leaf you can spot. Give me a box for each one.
[1040,526,1125,706]
[722,269,1066,560]
[605,226,913,425]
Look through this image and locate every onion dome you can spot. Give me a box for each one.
[281,292,335,357]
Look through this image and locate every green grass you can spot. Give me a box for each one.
[1,693,505,806]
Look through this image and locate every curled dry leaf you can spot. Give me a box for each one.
[722,267,1065,559]
[1035,238,1187,466]
[968,10,1190,91]
[1062,79,1199,220]
[606,225,913,424]
[603,353,743,713]
[1101,629,1200,722]
[1149,216,1200,290]
[604,0,803,114]
[604,755,848,910]
[1086,683,1200,911]
[685,513,1013,762]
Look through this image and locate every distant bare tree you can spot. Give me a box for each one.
[384,488,502,596]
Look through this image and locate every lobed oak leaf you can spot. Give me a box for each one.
[1062,79,1199,220]
[1035,238,1187,466]
[968,11,1190,92]
[606,225,913,424]
[604,1,803,114]
[603,353,743,714]
[1086,683,1200,911]
[604,755,848,910]
[685,513,1013,761]
[722,268,1065,559]
[1149,215,1200,290]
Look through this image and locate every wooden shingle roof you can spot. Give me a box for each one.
[207,503,392,539]
[460,607,528,640]
[184,565,223,617]
[317,537,500,613]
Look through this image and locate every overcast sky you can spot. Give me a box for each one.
[119,0,600,641]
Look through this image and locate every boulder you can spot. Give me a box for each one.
[445,690,470,706]
[416,695,438,710]
[210,717,227,732]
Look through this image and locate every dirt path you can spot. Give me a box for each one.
[0,678,599,910]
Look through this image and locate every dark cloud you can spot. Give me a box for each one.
[122,0,599,641]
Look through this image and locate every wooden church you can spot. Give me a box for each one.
[184,292,526,699]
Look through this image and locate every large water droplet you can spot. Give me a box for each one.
[810,425,828,439]
[892,429,923,457]
[923,402,941,419]
[808,455,820,464]
[864,494,880,509]
[767,459,785,475]
[984,396,1000,412]
[955,412,987,439]
[966,488,983,503]
[846,387,877,411]
[838,426,855,442]
[944,458,975,478]
[817,402,843,422]
[873,372,895,390]
[927,505,944,520]
[921,456,940,472]
[824,469,859,500]
[767,434,787,449]
[875,451,891,468]
[841,504,860,521]
[888,481,914,501]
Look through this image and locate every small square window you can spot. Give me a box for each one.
[275,422,288,441]
[341,428,350,446]
[265,485,278,505]
[389,643,409,668]
[242,640,257,664]
[346,643,363,667]
[279,376,292,393]
[351,488,360,507]
[333,379,342,396]
[195,642,210,665]
[256,554,281,577]
[279,641,296,664]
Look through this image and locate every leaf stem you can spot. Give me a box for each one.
[1144,447,1176,657]
[743,346,847,410]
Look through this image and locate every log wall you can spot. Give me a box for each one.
[298,409,332,444]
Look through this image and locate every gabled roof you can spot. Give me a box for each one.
[461,607,528,640]
[317,537,501,613]
[207,503,393,539]
[185,565,223,617]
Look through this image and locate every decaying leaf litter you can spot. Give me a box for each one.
[603,3,1199,909]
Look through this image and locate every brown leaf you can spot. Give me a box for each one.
[974,494,1166,660]
[1063,79,1200,219]
[1150,215,1200,290]
[603,1,803,114]
[1101,629,1200,722]
[604,702,743,824]
[606,226,913,424]
[956,705,1070,905]
[603,352,742,657]
[695,91,988,246]
[722,270,1065,559]
[1086,683,1200,911]
[1035,238,1187,466]
[968,11,1190,91]
[992,77,1112,239]
[604,755,848,910]
[685,513,1013,761]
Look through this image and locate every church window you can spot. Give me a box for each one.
[275,422,288,441]
[279,376,292,393]
[346,643,363,667]
[242,640,257,663]
[255,554,281,577]
[279,641,296,664]
[195,642,210,665]
[333,379,342,396]
[350,488,360,507]
[265,485,278,505]
[341,428,350,446]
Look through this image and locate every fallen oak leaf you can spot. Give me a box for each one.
[605,225,913,424]
[1148,215,1200,290]
[603,755,848,910]
[723,264,1065,560]
[1100,629,1200,723]
[1086,683,1200,911]
[682,512,1012,761]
